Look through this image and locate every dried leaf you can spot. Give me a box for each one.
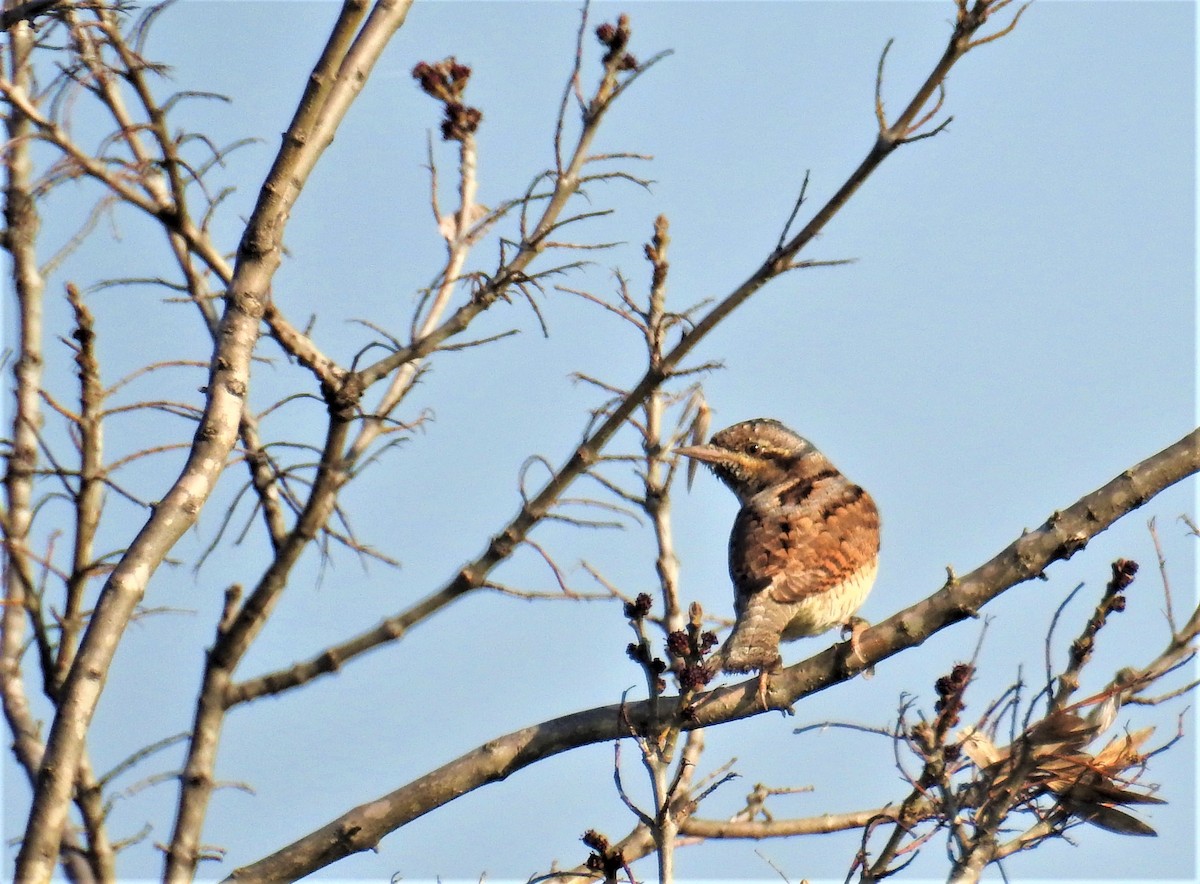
[958,727,1001,767]
[685,396,710,490]
[1093,727,1155,770]
[1070,802,1158,837]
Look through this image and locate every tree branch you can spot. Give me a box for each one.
[223,4,1027,710]
[228,427,1198,880]
[14,2,415,880]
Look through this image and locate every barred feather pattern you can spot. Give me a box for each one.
[678,419,881,675]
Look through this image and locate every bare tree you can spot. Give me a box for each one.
[2,2,1195,883]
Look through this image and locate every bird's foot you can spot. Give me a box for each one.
[756,670,770,711]
[840,617,874,678]
[753,669,795,716]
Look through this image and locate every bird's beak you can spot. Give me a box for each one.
[672,444,724,465]
[674,443,725,491]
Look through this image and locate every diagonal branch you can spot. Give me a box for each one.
[225,2,1029,709]
[228,427,1198,880]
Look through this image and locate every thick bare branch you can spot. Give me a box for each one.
[2,20,108,882]
[228,428,1198,880]
[15,2,415,879]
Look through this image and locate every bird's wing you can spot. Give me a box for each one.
[728,475,879,604]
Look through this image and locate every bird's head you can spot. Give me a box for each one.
[675,418,821,503]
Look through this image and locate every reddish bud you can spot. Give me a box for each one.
[582,829,609,852]
[1111,558,1139,591]
[624,592,653,620]
[666,630,690,657]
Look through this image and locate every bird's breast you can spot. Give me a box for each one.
[779,558,879,640]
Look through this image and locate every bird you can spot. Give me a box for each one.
[675,418,880,681]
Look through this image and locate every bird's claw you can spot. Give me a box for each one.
[754,670,796,716]
[840,617,874,678]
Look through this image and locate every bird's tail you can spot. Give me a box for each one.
[720,631,782,674]
[718,591,794,673]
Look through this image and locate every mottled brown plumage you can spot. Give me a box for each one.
[677,418,880,674]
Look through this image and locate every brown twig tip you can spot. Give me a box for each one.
[665,603,719,691]
[582,828,625,879]
[411,57,472,101]
[933,662,973,732]
[1068,558,1138,669]
[666,630,691,658]
[623,591,653,620]
[581,828,609,851]
[627,640,667,677]
[595,14,635,68]
[677,666,710,693]
[440,104,482,142]
[643,215,670,262]
[1109,558,1139,593]
[412,58,483,141]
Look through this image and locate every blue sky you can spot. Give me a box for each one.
[2,1,1196,881]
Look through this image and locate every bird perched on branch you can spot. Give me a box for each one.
[676,418,880,683]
